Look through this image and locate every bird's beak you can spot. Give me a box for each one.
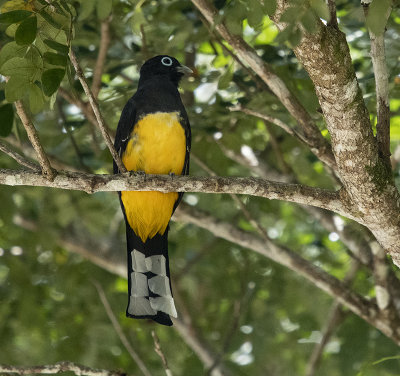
[176,65,193,75]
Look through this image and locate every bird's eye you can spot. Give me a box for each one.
[161,57,173,66]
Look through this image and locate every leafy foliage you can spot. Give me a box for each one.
[0,0,400,375]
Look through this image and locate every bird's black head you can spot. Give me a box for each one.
[138,55,192,87]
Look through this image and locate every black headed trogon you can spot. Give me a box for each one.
[113,55,192,326]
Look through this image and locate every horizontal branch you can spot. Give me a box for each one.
[173,205,400,344]
[0,362,124,376]
[0,168,353,217]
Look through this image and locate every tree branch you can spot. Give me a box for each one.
[13,216,231,375]
[0,168,353,217]
[190,0,337,171]
[326,0,338,28]
[151,331,172,376]
[363,2,392,165]
[92,17,112,99]
[14,100,56,180]
[93,281,152,376]
[272,0,400,266]
[230,105,311,146]
[173,204,400,344]
[0,140,40,172]
[0,362,124,376]
[68,49,126,172]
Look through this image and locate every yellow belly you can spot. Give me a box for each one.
[121,112,186,242]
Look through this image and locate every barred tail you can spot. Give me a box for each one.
[125,223,176,326]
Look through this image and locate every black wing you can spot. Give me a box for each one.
[113,96,137,174]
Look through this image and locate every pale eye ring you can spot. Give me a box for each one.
[161,57,173,66]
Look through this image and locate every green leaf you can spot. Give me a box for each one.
[247,0,264,29]
[288,27,302,47]
[0,41,27,70]
[59,0,73,16]
[15,15,37,45]
[218,66,233,90]
[52,2,68,16]
[130,8,145,34]
[301,9,318,34]
[96,0,112,20]
[0,103,14,137]
[28,83,45,113]
[280,6,301,23]
[366,0,391,35]
[43,39,69,54]
[309,0,329,21]
[41,68,65,96]
[263,0,277,16]
[0,10,32,24]
[39,8,62,29]
[43,52,67,67]
[0,57,37,78]
[5,75,29,102]
[78,0,96,21]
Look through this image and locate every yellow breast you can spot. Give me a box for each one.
[121,112,186,242]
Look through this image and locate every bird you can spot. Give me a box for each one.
[113,55,192,326]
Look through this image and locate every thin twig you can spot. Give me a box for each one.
[92,17,112,99]
[14,100,56,180]
[93,281,152,376]
[0,362,124,376]
[68,48,126,172]
[6,135,85,173]
[230,104,310,147]
[151,331,173,376]
[0,139,40,172]
[363,2,392,165]
[326,0,338,28]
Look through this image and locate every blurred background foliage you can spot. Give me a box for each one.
[0,0,400,375]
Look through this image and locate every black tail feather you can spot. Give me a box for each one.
[125,223,175,326]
